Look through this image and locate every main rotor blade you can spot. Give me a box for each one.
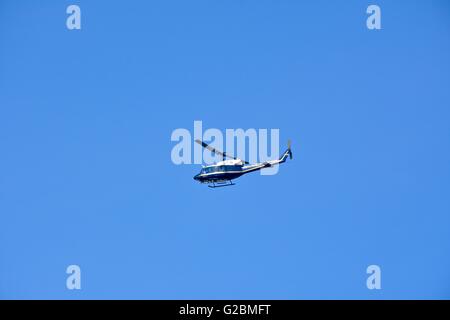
[195,139,225,157]
[194,139,250,164]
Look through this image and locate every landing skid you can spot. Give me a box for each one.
[208,180,235,188]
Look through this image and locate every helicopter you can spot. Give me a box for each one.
[193,139,293,188]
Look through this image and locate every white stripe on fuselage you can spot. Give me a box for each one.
[199,170,243,177]
[198,164,269,178]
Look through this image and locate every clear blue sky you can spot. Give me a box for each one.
[1,0,450,299]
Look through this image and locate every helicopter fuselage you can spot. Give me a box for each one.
[193,160,245,183]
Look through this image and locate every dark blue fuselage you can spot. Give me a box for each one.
[193,164,244,183]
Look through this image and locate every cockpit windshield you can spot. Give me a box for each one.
[201,165,242,174]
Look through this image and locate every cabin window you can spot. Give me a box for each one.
[203,167,211,174]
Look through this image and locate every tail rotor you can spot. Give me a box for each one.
[287,139,293,160]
